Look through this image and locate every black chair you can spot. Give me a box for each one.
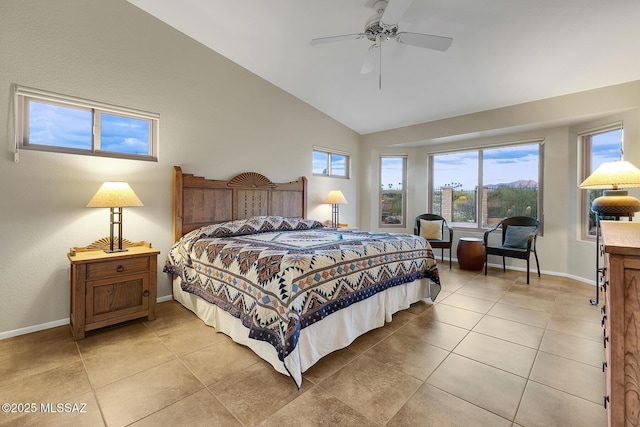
[414,214,453,268]
[483,216,540,284]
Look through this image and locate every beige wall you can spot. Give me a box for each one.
[0,0,359,335]
[2,0,640,337]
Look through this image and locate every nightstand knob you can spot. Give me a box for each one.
[116,265,124,272]
[143,289,150,297]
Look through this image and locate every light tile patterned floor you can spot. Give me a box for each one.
[0,264,607,426]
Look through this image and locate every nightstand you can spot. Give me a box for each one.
[67,240,160,340]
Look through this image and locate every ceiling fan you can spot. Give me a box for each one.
[309,0,452,88]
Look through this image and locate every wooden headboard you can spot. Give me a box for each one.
[172,166,308,242]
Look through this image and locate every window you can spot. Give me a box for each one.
[15,85,158,161]
[429,142,542,229]
[380,156,407,227]
[579,125,623,238]
[312,148,350,178]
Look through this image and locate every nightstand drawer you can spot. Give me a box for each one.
[86,256,149,280]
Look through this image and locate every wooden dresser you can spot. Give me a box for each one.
[68,240,160,340]
[601,221,640,426]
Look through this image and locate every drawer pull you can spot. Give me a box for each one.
[143,289,150,297]
[604,335,609,349]
[601,305,606,315]
[117,265,125,272]
[601,315,607,327]
[602,361,607,372]
[604,395,610,409]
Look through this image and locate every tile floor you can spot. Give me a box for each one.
[0,264,607,426]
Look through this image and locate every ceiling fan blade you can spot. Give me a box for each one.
[396,32,453,51]
[309,33,366,46]
[380,0,414,24]
[360,43,380,74]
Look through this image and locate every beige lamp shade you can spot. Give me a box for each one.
[323,190,348,205]
[87,182,143,208]
[579,161,640,190]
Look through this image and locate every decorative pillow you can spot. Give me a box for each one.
[419,219,443,240]
[503,226,537,249]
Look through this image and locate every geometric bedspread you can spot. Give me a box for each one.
[164,216,440,387]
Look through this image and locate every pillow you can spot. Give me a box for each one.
[419,219,443,240]
[503,226,537,249]
[185,216,325,240]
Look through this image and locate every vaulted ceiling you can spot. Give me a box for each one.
[128,0,640,135]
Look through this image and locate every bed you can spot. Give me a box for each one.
[164,166,441,387]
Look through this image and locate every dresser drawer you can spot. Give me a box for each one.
[86,256,150,280]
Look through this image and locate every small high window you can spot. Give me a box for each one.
[312,147,350,178]
[15,85,159,161]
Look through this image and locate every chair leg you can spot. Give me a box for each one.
[484,253,488,276]
[533,249,541,277]
[448,248,452,269]
[502,257,506,272]
[441,248,444,262]
[526,257,530,284]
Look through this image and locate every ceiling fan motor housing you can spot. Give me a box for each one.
[365,1,398,42]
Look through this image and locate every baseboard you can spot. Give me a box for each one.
[0,296,175,340]
[0,318,70,341]
[157,295,173,303]
[448,257,596,286]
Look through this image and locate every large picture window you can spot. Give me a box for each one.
[429,142,542,229]
[380,156,407,227]
[579,125,623,238]
[15,85,159,161]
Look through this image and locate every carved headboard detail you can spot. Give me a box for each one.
[172,166,307,242]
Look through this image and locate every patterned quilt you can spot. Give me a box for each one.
[164,216,440,386]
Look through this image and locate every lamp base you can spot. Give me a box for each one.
[591,190,640,218]
[104,248,129,254]
[83,237,135,252]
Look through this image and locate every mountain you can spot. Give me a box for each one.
[489,180,538,188]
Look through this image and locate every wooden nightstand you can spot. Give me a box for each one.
[67,240,160,340]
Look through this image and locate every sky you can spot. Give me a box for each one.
[433,144,539,189]
[29,101,150,154]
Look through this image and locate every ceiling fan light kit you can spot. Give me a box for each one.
[309,0,452,88]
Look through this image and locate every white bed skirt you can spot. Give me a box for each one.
[172,277,434,386]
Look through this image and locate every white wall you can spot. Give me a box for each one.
[0,0,359,335]
[360,84,640,283]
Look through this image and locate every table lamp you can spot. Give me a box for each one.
[87,182,143,253]
[324,190,348,228]
[579,160,640,218]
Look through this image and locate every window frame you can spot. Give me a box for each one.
[428,140,544,232]
[578,124,623,240]
[312,147,350,178]
[14,85,159,161]
[379,155,407,228]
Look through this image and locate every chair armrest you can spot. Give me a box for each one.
[443,220,453,241]
[526,231,538,250]
[483,223,501,246]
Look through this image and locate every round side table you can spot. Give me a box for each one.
[457,237,485,271]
